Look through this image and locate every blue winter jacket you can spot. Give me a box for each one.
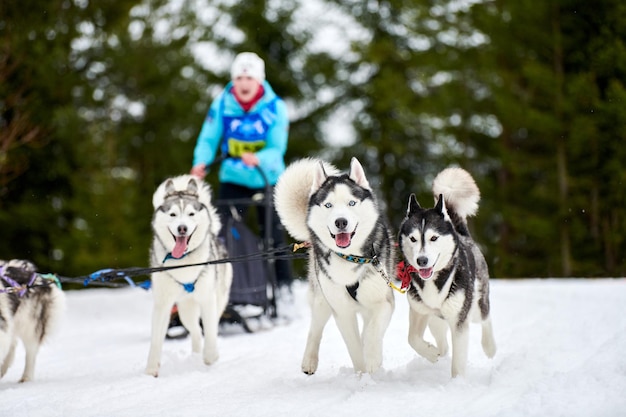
[192,80,289,188]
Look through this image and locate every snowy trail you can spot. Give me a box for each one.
[1,279,625,417]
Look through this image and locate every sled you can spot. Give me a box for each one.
[215,164,279,333]
[218,212,274,333]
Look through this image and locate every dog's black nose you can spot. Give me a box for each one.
[335,218,348,230]
[417,256,429,267]
[178,224,188,235]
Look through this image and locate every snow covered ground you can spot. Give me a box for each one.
[1,278,625,417]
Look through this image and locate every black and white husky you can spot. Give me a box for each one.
[146,175,232,377]
[275,157,395,374]
[0,259,65,382]
[398,167,496,377]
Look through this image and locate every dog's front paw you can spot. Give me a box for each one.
[410,339,440,363]
[145,366,159,378]
[203,351,219,366]
[364,360,382,374]
[422,344,441,363]
[301,356,318,375]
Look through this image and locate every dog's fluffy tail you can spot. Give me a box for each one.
[38,285,66,344]
[274,157,339,241]
[432,167,480,220]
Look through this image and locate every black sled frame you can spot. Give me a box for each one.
[216,165,278,333]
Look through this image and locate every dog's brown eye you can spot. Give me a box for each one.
[170,213,176,217]
[410,236,417,243]
[430,236,438,241]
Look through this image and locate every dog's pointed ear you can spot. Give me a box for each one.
[407,193,421,216]
[186,177,199,195]
[165,179,176,196]
[435,193,450,220]
[311,161,328,193]
[349,157,371,190]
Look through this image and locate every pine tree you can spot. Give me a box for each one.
[470,0,626,276]
[0,0,136,271]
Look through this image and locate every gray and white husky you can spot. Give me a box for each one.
[146,175,232,377]
[275,157,395,374]
[398,167,496,377]
[0,259,65,382]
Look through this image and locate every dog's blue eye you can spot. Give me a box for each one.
[430,236,438,241]
[348,200,356,206]
[324,202,332,208]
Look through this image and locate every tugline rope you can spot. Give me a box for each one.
[0,242,309,294]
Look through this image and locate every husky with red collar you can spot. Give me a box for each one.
[398,167,496,378]
[146,175,232,377]
[275,157,395,374]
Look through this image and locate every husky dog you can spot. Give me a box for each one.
[275,157,395,374]
[398,167,496,377]
[0,259,65,382]
[146,175,232,377]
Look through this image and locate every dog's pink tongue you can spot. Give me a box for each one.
[335,233,351,248]
[172,236,188,259]
[418,268,433,279]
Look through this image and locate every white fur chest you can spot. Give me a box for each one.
[315,254,389,308]
[410,267,456,314]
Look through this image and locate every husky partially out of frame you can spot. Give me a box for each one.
[0,259,65,383]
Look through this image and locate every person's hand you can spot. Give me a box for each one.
[190,164,207,178]
[241,152,259,167]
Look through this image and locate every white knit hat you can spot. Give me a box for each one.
[230,52,265,82]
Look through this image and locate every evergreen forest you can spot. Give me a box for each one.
[1,0,625,279]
